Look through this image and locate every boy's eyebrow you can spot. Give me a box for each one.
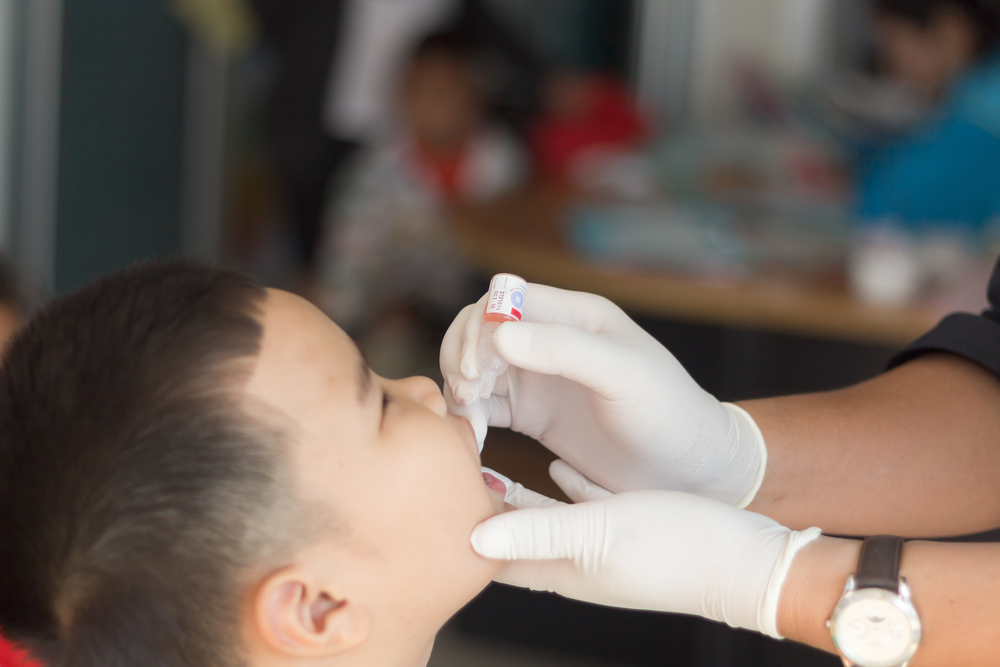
[356,345,372,402]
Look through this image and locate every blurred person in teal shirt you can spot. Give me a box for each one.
[860,0,1000,228]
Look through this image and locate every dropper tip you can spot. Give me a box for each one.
[479,371,497,399]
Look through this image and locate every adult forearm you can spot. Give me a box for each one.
[778,537,1000,665]
[741,353,1000,536]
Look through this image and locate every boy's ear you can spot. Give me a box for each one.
[253,565,370,658]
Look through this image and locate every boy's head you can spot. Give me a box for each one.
[401,32,482,153]
[0,261,505,667]
[874,0,1000,100]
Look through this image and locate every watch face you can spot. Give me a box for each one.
[833,594,915,667]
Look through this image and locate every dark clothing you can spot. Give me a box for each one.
[249,0,540,269]
[887,255,1000,376]
[249,0,353,267]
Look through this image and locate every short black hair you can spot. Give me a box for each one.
[0,260,306,667]
[875,0,1000,53]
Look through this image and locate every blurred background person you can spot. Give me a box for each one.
[315,32,526,375]
[837,0,1000,310]
[249,0,539,281]
[857,0,1000,228]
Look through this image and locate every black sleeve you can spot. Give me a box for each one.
[886,255,1000,377]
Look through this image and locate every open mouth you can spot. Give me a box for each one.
[482,471,507,495]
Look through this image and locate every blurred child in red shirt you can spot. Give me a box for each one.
[317,31,525,331]
[530,71,647,185]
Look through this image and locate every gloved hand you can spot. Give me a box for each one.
[441,283,765,506]
[477,462,821,638]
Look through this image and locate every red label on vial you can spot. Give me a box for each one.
[484,274,527,321]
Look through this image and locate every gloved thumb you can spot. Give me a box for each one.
[549,459,613,502]
[471,503,589,561]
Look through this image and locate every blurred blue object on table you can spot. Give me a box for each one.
[567,201,847,283]
[568,202,743,277]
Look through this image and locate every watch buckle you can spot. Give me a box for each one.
[899,576,912,602]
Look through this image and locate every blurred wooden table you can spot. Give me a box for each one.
[451,188,940,346]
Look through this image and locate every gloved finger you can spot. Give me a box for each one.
[549,459,613,502]
[451,284,631,387]
[470,502,595,561]
[505,483,562,509]
[493,321,638,400]
[518,283,634,334]
[482,388,511,427]
[445,284,637,400]
[444,381,512,430]
[491,560,620,610]
[440,302,482,405]
[458,293,490,382]
[491,559,577,593]
[482,468,564,509]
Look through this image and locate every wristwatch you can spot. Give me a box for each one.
[826,535,921,667]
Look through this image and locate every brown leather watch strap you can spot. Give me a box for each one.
[854,535,904,592]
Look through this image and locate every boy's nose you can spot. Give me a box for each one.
[396,375,447,416]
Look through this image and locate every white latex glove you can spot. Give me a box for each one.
[475,460,821,639]
[441,283,766,506]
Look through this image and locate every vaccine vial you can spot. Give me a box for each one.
[477,273,527,399]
